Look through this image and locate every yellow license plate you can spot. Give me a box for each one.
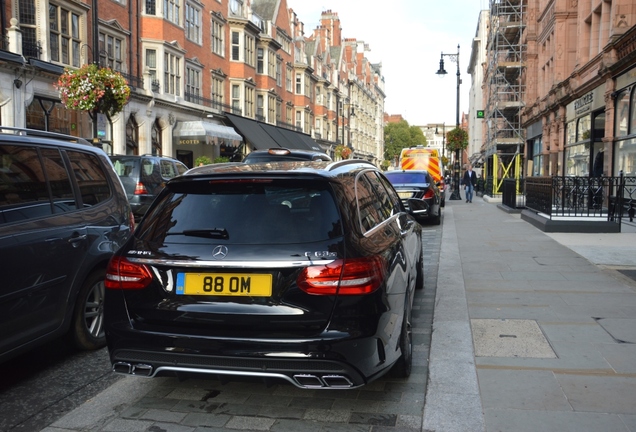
[176,273,272,296]
[398,192,413,199]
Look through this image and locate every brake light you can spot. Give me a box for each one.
[105,256,152,290]
[297,256,386,295]
[423,189,436,199]
[134,182,148,195]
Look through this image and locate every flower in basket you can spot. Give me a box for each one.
[56,64,131,117]
[335,144,352,159]
[446,127,469,152]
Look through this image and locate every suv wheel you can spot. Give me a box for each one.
[71,269,106,350]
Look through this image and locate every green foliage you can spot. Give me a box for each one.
[213,156,230,163]
[446,127,469,152]
[195,155,212,166]
[384,120,427,162]
[380,160,391,171]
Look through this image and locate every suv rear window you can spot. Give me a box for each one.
[138,179,342,244]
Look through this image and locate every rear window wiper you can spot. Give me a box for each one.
[167,229,229,239]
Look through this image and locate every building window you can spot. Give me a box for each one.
[146,49,157,83]
[268,50,276,78]
[145,0,156,15]
[164,0,179,25]
[212,75,224,106]
[286,65,292,92]
[49,4,81,67]
[211,20,224,56]
[164,52,181,96]
[244,86,254,118]
[152,120,162,155]
[185,3,201,44]
[99,33,123,71]
[276,58,282,87]
[231,31,240,61]
[257,48,264,74]
[256,94,264,119]
[244,34,255,67]
[268,95,275,123]
[296,73,302,94]
[186,66,201,98]
[232,84,241,113]
[19,0,39,58]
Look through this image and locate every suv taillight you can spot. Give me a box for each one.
[105,256,152,290]
[134,182,148,195]
[297,256,386,295]
[423,189,436,199]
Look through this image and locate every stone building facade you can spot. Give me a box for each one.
[522,0,636,178]
[0,0,385,167]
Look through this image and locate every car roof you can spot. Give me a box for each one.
[243,148,331,161]
[179,159,375,180]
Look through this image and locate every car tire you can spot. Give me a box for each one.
[70,269,107,351]
[392,307,413,378]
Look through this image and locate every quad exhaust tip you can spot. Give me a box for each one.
[113,363,354,388]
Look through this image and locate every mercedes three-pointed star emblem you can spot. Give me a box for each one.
[212,245,228,259]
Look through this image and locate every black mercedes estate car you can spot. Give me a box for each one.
[385,170,442,225]
[104,160,423,388]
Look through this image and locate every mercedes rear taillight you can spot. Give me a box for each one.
[134,182,148,195]
[105,256,152,290]
[297,256,386,295]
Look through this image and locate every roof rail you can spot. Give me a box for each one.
[327,159,376,171]
[0,126,92,145]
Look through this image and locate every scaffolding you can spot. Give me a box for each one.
[484,0,526,195]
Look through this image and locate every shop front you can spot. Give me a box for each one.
[172,121,243,167]
[613,68,636,177]
[564,86,606,177]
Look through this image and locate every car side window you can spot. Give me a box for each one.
[160,160,178,178]
[376,172,403,214]
[364,171,396,220]
[0,145,53,224]
[175,162,188,176]
[41,148,78,212]
[66,150,112,206]
[355,173,383,233]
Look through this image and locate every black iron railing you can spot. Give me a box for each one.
[183,91,241,115]
[524,174,636,228]
[502,178,525,209]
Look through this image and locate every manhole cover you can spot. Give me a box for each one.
[471,319,556,358]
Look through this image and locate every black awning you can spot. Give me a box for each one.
[225,113,279,150]
[294,131,323,152]
[260,124,302,150]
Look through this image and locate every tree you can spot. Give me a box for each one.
[384,120,427,163]
[446,127,469,152]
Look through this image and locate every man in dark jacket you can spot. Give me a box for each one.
[461,164,478,203]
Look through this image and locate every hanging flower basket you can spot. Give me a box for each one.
[56,64,131,117]
[335,145,352,159]
[446,127,469,152]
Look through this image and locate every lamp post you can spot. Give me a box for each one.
[436,44,462,201]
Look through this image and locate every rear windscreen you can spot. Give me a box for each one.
[111,158,137,177]
[137,179,342,244]
[385,172,430,184]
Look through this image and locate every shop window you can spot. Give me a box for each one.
[615,89,629,137]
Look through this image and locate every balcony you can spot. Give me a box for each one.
[183,91,241,115]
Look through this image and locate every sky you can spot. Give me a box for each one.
[287,0,489,127]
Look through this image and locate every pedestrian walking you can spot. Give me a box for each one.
[461,164,478,203]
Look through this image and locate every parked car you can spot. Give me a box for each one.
[105,159,424,388]
[384,170,442,225]
[0,127,134,363]
[110,155,188,219]
[242,147,332,163]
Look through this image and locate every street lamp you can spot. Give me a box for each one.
[436,44,462,201]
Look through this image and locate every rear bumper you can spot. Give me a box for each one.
[106,326,387,388]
